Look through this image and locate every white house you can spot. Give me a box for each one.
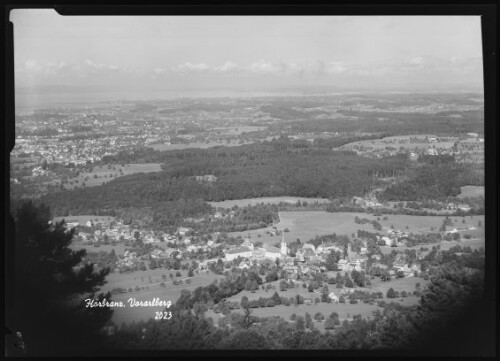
[458,204,471,212]
[151,249,163,259]
[337,259,349,271]
[238,261,250,270]
[302,244,316,253]
[66,222,79,229]
[177,227,191,236]
[186,245,198,253]
[328,292,340,303]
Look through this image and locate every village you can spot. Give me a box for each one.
[63,212,459,296]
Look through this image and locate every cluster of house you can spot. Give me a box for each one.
[116,250,141,269]
[68,216,426,280]
[352,197,383,208]
[224,239,286,262]
[219,236,377,280]
[67,220,232,271]
[194,174,217,183]
[377,229,410,247]
[31,166,52,177]
[446,203,472,212]
[74,221,193,245]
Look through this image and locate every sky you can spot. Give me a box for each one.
[11,10,484,94]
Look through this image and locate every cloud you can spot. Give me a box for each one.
[18,60,68,76]
[16,59,130,79]
[214,61,241,74]
[16,56,483,85]
[171,62,211,74]
[248,60,286,75]
[326,62,347,74]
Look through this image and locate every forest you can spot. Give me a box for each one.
[38,140,411,217]
[378,155,483,201]
[35,139,483,223]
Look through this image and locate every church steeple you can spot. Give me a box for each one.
[280,232,287,256]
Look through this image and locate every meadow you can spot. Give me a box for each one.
[52,215,116,224]
[99,269,223,325]
[338,134,457,152]
[457,185,484,199]
[103,268,430,326]
[211,126,267,135]
[205,274,429,332]
[229,210,484,253]
[70,243,129,255]
[148,140,249,151]
[206,302,390,333]
[225,276,428,307]
[229,211,485,246]
[370,214,484,234]
[64,163,163,189]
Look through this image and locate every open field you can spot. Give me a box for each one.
[338,135,457,152]
[225,276,428,306]
[230,211,374,245]
[209,197,330,209]
[338,134,483,162]
[69,243,130,255]
[227,211,375,246]
[369,276,430,296]
[64,163,163,189]
[52,215,116,224]
[372,214,484,234]
[103,270,430,326]
[98,269,223,325]
[437,238,484,251]
[206,302,391,333]
[148,140,251,151]
[230,211,484,252]
[385,201,459,215]
[457,185,484,199]
[277,212,374,242]
[230,212,485,246]
[379,236,485,254]
[212,126,267,135]
[205,275,428,332]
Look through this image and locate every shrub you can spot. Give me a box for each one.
[314,312,325,321]
[386,288,397,298]
[324,317,336,330]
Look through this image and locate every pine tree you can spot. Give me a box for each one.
[10,201,113,355]
[305,313,314,330]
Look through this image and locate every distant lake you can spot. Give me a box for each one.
[14,88,306,112]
